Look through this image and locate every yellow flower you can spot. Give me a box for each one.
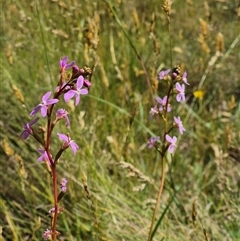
[193,90,204,100]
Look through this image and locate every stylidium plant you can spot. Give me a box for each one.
[20,56,91,240]
[147,65,189,240]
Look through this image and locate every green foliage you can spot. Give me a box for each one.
[0,0,239,240]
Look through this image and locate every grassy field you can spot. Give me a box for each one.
[1,0,240,240]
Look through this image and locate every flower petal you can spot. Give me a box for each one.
[30,105,42,117]
[57,133,68,142]
[70,141,79,155]
[165,134,172,143]
[76,76,84,89]
[41,106,48,117]
[75,95,80,106]
[64,91,75,102]
[42,91,52,101]
[46,98,59,105]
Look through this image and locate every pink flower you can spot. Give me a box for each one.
[57,133,79,155]
[60,178,68,192]
[156,96,171,112]
[37,148,52,165]
[42,229,51,240]
[158,69,171,80]
[48,207,64,215]
[30,92,59,117]
[64,76,88,106]
[182,71,190,85]
[56,109,70,127]
[174,116,186,134]
[20,118,39,139]
[175,83,185,102]
[148,136,160,148]
[165,134,177,153]
[149,105,159,118]
[59,56,75,72]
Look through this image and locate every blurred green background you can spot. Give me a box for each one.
[0,0,240,240]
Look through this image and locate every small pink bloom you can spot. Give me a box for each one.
[148,136,160,148]
[57,133,79,155]
[158,69,171,80]
[149,105,159,118]
[156,96,171,112]
[56,109,70,127]
[60,178,68,192]
[64,76,88,106]
[165,134,177,153]
[42,229,51,240]
[182,71,190,85]
[174,116,186,134]
[175,83,185,102]
[48,207,63,215]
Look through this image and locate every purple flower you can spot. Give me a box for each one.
[149,105,159,118]
[59,56,75,72]
[56,109,70,127]
[64,76,88,106]
[42,229,51,240]
[30,91,59,117]
[182,71,190,85]
[156,96,171,112]
[158,69,171,80]
[20,118,39,139]
[60,178,68,192]
[37,148,52,164]
[148,136,160,148]
[57,133,79,155]
[165,134,177,153]
[174,116,186,134]
[175,83,185,102]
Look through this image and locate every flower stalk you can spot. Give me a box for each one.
[20,56,91,240]
[147,65,189,240]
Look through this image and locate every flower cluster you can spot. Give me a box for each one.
[148,66,189,153]
[20,56,91,240]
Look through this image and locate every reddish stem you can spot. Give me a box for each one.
[44,91,60,240]
[51,163,58,241]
